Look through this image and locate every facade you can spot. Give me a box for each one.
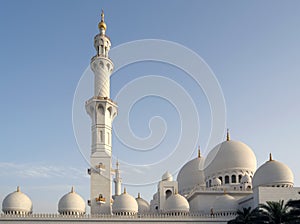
[1,11,300,224]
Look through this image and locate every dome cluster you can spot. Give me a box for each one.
[1,134,295,217]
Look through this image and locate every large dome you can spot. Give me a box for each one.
[213,194,237,213]
[112,189,138,215]
[136,193,150,214]
[252,154,294,188]
[204,140,257,179]
[58,187,86,215]
[2,186,32,215]
[164,193,189,214]
[177,152,205,195]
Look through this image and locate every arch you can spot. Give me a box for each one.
[225,175,229,184]
[107,106,112,116]
[218,176,223,183]
[238,174,242,183]
[98,104,104,115]
[165,189,172,199]
[231,175,237,183]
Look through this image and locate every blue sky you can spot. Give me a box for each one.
[0,0,300,213]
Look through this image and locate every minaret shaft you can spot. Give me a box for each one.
[86,11,117,215]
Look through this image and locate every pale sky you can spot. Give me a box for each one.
[0,0,300,213]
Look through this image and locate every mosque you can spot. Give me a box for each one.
[1,11,300,224]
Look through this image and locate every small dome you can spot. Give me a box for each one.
[136,193,150,214]
[204,140,257,178]
[112,189,138,215]
[2,186,32,215]
[252,154,294,188]
[212,177,222,186]
[241,174,252,184]
[58,187,86,215]
[177,152,205,194]
[213,194,237,213]
[164,193,189,214]
[162,171,173,181]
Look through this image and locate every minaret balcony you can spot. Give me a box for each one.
[95,195,106,204]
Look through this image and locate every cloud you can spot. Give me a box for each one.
[0,162,88,179]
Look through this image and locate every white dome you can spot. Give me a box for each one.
[164,193,189,213]
[2,187,32,215]
[213,194,237,212]
[162,171,173,181]
[212,177,222,186]
[177,154,205,194]
[136,193,150,214]
[112,189,138,215]
[58,187,86,215]
[241,174,252,184]
[252,155,294,188]
[204,140,257,178]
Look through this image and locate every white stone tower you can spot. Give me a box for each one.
[86,10,117,215]
[113,161,122,197]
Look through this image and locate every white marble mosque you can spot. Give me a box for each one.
[1,11,299,224]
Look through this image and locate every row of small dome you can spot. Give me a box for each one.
[2,186,189,215]
[177,137,294,193]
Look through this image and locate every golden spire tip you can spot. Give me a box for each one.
[101,9,104,22]
[138,192,141,198]
[124,187,127,194]
[198,146,201,158]
[17,186,20,192]
[71,186,75,193]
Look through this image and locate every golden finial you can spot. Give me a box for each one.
[198,146,201,158]
[124,187,127,194]
[116,160,119,169]
[269,153,273,161]
[226,129,230,141]
[98,9,107,31]
[138,192,141,198]
[17,186,20,192]
[71,186,75,193]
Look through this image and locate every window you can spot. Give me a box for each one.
[219,176,223,183]
[225,175,229,184]
[231,175,236,183]
[165,190,172,199]
[238,174,242,183]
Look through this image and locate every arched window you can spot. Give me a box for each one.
[219,176,223,183]
[231,175,236,183]
[238,174,242,183]
[225,175,229,184]
[165,189,172,199]
[209,179,212,187]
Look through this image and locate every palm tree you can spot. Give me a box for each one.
[259,200,292,224]
[228,207,266,224]
[286,199,300,223]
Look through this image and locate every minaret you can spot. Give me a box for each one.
[86,10,117,215]
[113,161,122,197]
